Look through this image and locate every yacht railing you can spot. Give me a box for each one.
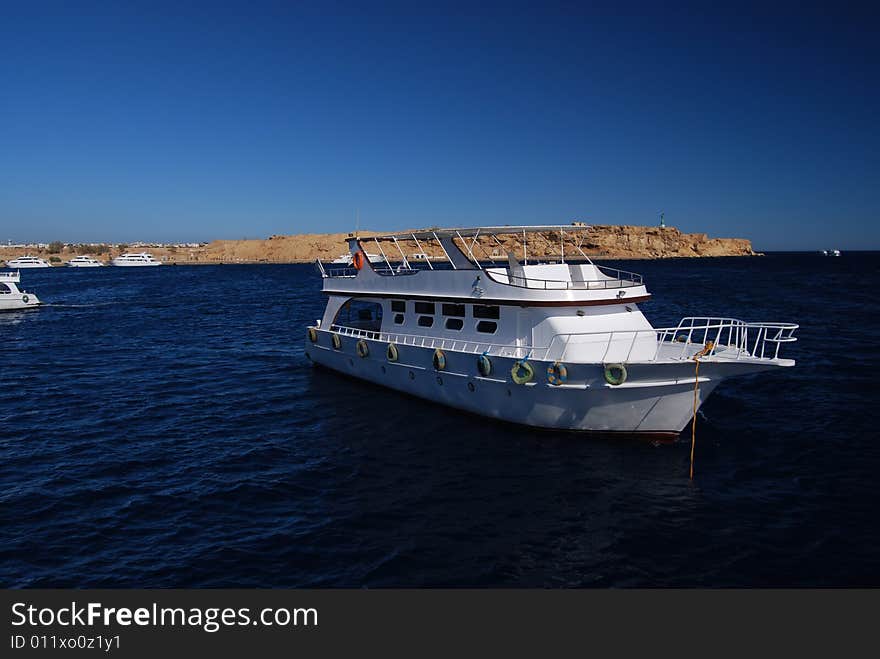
[484,265,643,290]
[316,258,644,290]
[323,318,797,363]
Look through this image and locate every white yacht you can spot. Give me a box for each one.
[67,255,106,267]
[111,252,162,267]
[0,271,41,310]
[4,255,51,268]
[305,226,798,437]
[330,252,382,265]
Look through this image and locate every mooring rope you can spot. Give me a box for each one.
[690,341,715,480]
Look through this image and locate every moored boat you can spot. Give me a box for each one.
[5,255,51,268]
[67,255,106,267]
[304,226,798,437]
[111,252,162,266]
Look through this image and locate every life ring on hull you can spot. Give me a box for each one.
[386,343,399,362]
[331,333,342,350]
[307,327,318,343]
[22,295,29,304]
[352,251,366,270]
[433,349,446,371]
[603,363,627,386]
[511,360,534,385]
[547,361,568,386]
[356,339,370,358]
[477,354,492,377]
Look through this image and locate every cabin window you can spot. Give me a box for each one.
[476,321,497,334]
[418,316,434,328]
[391,300,406,313]
[445,318,464,331]
[334,299,383,332]
[442,303,466,317]
[414,301,435,315]
[0,284,10,294]
[393,313,405,325]
[473,305,500,319]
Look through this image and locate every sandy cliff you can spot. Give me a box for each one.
[200,225,758,263]
[0,226,758,265]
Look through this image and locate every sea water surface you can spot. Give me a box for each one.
[1,253,878,587]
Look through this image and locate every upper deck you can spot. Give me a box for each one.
[316,225,650,307]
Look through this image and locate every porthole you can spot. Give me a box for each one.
[467,382,475,392]
[476,320,497,334]
[409,371,415,380]
[436,376,443,385]
[506,389,512,397]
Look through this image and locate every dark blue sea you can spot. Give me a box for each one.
[2,253,878,587]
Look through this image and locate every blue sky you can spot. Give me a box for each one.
[1,1,877,249]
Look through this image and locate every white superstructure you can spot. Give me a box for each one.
[67,255,106,267]
[4,255,51,268]
[111,252,162,267]
[304,226,798,437]
[0,271,41,310]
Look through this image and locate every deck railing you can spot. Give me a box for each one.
[323,317,797,364]
[315,259,644,291]
[484,265,643,290]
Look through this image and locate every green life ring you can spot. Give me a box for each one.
[356,339,370,358]
[547,361,568,386]
[331,333,342,350]
[511,360,534,385]
[433,348,446,371]
[477,354,492,377]
[386,343,399,362]
[603,363,627,386]
[307,327,318,343]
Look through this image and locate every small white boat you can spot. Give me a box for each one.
[832,249,841,257]
[0,271,41,310]
[67,255,106,267]
[111,252,162,267]
[306,226,798,437]
[5,255,51,268]
[330,252,382,265]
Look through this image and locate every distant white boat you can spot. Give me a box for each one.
[5,255,51,268]
[832,249,841,257]
[67,255,106,267]
[330,252,382,265]
[111,252,162,267]
[0,271,41,310]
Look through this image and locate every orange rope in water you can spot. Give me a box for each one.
[690,341,715,480]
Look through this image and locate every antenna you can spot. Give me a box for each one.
[355,208,360,237]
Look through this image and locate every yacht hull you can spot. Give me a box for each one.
[0,296,41,311]
[305,332,786,435]
[111,262,162,267]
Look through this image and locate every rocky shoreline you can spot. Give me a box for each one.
[1,225,759,265]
